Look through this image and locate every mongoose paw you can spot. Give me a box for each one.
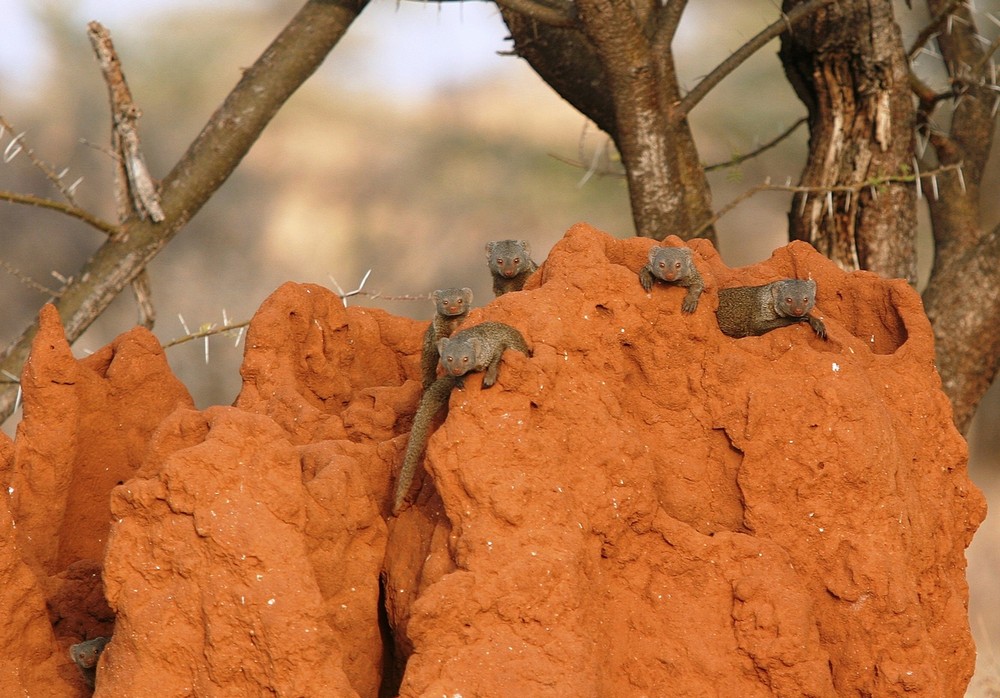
[681,298,699,314]
[639,268,654,293]
[810,316,828,339]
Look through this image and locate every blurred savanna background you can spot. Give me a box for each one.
[1,0,998,693]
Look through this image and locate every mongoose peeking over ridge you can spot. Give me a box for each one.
[486,239,538,296]
[421,287,473,388]
[716,278,827,339]
[639,246,704,313]
[69,636,109,688]
[393,321,530,514]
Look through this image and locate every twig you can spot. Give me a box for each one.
[161,320,250,349]
[0,258,62,296]
[687,163,965,238]
[491,0,576,27]
[87,22,164,224]
[705,117,808,172]
[0,190,120,236]
[676,0,838,120]
[0,115,83,205]
[547,117,807,178]
[908,0,965,62]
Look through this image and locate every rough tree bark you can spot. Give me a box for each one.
[499,0,716,242]
[779,0,918,283]
[0,0,371,422]
[918,1,1000,432]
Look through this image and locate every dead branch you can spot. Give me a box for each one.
[0,190,119,236]
[87,22,165,225]
[688,163,964,238]
[0,0,370,424]
[0,115,84,205]
[676,0,837,120]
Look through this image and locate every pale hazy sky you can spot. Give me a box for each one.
[2,0,515,101]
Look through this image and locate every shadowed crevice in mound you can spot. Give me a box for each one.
[0,222,984,697]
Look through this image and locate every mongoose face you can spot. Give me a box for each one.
[648,247,690,282]
[432,288,472,317]
[487,240,531,278]
[771,279,817,318]
[438,337,478,377]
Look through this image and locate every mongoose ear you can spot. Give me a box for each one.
[437,338,450,353]
[485,241,497,257]
[518,240,531,255]
[462,287,473,300]
[431,289,443,302]
[469,336,483,354]
[648,247,660,263]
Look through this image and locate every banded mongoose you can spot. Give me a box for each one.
[69,636,109,688]
[421,287,473,388]
[639,246,704,313]
[716,278,827,339]
[486,239,538,296]
[393,321,530,514]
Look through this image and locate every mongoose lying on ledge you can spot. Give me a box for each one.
[716,278,827,339]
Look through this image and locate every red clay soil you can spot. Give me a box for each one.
[0,223,985,697]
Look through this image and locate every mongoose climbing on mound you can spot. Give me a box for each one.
[486,239,538,296]
[393,321,530,514]
[421,287,473,388]
[69,636,109,688]
[639,246,704,313]
[716,278,827,339]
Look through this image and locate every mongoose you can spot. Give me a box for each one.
[486,239,538,296]
[716,278,827,339]
[421,287,473,388]
[69,636,109,688]
[393,321,530,514]
[639,246,704,313]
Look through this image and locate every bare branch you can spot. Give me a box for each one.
[0,258,62,297]
[0,190,119,236]
[676,0,837,120]
[688,163,964,238]
[907,0,964,62]
[0,0,370,424]
[0,115,83,205]
[704,117,808,172]
[161,320,250,349]
[492,0,576,27]
[87,22,165,224]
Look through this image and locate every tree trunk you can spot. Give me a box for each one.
[499,0,716,243]
[779,0,917,283]
[919,0,1000,432]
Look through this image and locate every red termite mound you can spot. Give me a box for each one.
[0,223,985,697]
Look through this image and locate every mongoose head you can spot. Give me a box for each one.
[438,336,481,377]
[486,240,531,278]
[432,288,473,317]
[648,246,692,282]
[771,279,817,318]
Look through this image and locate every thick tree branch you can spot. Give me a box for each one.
[924,221,1000,433]
[676,0,837,120]
[0,0,369,423]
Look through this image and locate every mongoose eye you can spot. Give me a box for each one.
[674,261,682,269]
[658,261,666,269]
[785,297,793,304]
[513,257,520,264]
